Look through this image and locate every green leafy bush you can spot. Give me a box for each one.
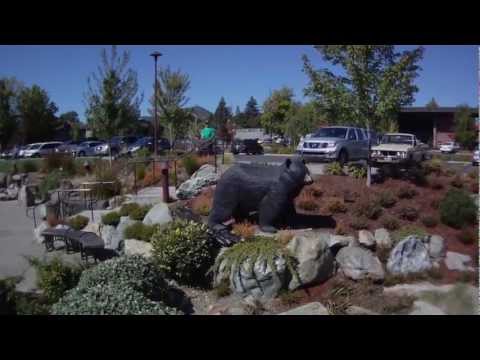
[439,189,477,228]
[129,205,151,221]
[381,216,400,231]
[325,162,345,176]
[397,206,419,221]
[457,229,476,245]
[119,203,140,217]
[377,191,397,208]
[397,186,417,199]
[182,154,201,176]
[27,257,83,304]
[68,215,89,231]
[421,215,438,228]
[20,160,39,173]
[350,217,369,230]
[123,222,156,242]
[101,211,121,227]
[392,225,427,244]
[151,220,218,286]
[347,164,366,179]
[354,197,382,220]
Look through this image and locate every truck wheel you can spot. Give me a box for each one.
[338,150,348,166]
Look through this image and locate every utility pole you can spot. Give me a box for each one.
[150,51,162,158]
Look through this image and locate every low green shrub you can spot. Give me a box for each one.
[421,215,438,228]
[129,205,151,221]
[151,220,218,286]
[182,154,201,176]
[377,191,397,208]
[381,216,400,231]
[27,257,83,304]
[392,225,427,244]
[325,162,345,176]
[123,222,156,242]
[346,164,366,179]
[397,206,419,221]
[68,215,89,231]
[439,189,477,228]
[119,203,141,217]
[397,186,418,199]
[101,211,121,227]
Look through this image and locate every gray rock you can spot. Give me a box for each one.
[336,246,385,281]
[124,239,153,258]
[176,164,219,200]
[142,203,172,226]
[346,306,380,315]
[386,235,432,275]
[6,184,19,200]
[33,221,50,244]
[328,235,356,249]
[279,302,330,315]
[428,235,446,260]
[374,228,392,248]
[221,255,287,300]
[116,216,138,241]
[286,234,335,290]
[358,230,375,249]
[409,301,446,315]
[444,252,474,272]
[100,225,122,250]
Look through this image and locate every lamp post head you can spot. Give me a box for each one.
[150,51,162,59]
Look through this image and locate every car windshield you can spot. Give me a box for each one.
[313,128,348,139]
[29,144,41,149]
[381,135,414,145]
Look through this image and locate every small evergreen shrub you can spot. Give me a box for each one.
[68,215,89,231]
[101,211,121,227]
[123,222,156,242]
[397,206,419,221]
[347,164,366,179]
[439,189,477,228]
[397,186,417,199]
[182,154,201,176]
[377,191,397,208]
[350,217,369,230]
[325,162,345,176]
[381,216,400,231]
[354,197,382,220]
[129,205,151,221]
[119,203,141,217]
[421,215,438,228]
[151,220,218,286]
[392,225,427,244]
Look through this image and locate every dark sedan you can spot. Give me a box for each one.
[231,139,264,155]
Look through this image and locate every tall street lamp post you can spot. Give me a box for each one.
[150,51,162,158]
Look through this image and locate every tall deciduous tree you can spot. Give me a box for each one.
[18,85,58,144]
[0,77,22,149]
[302,45,424,132]
[85,46,143,142]
[454,105,476,149]
[260,87,295,138]
[149,66,191,145]
[283,101,325,147]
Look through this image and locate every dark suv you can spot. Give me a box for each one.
[231,139,264,155]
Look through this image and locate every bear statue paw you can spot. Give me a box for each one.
[208,225,241,247]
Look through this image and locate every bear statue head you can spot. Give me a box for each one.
[282,157,313,188]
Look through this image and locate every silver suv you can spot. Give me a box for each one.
[296,126,377,165]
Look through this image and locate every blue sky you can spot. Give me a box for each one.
[0,45,477,120]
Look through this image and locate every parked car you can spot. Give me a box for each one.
[71,141,105,157]
[370,133,429,166]
[23,142,63,158]
[296,126,376,165]
[55,140,84,154]
[440,141,460,153]
[231,139,264,155]
[96,136,139,156]
[126,137,171,156]
[17,144,38,158]
[472,148,479,165]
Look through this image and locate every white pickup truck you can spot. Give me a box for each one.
[370,133,429,166]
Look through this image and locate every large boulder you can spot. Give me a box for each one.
[279,302,329,315]
[358,230,375,249]
[286,234,335,290]
[100,225,122,250]
[386,235,432,275]
[124,239,153,258]
[142,203,172,226]
[335,246,385,281]
[176,164,219,200]
[374,228,392,248]
[33,221,50,244]
[444,252,474,272]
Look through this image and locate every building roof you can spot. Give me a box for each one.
[400,106,477,114]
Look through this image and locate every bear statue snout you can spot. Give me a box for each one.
[304,173,313,185]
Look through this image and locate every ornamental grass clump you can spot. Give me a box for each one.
[325,162,345,176]
[119,203,141,217]
[354,197,382,220]
[123,222,157,242]
[129,204,151,221]
[377,191,397,208]
[151,220,218,286]
[101,211,121,227]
